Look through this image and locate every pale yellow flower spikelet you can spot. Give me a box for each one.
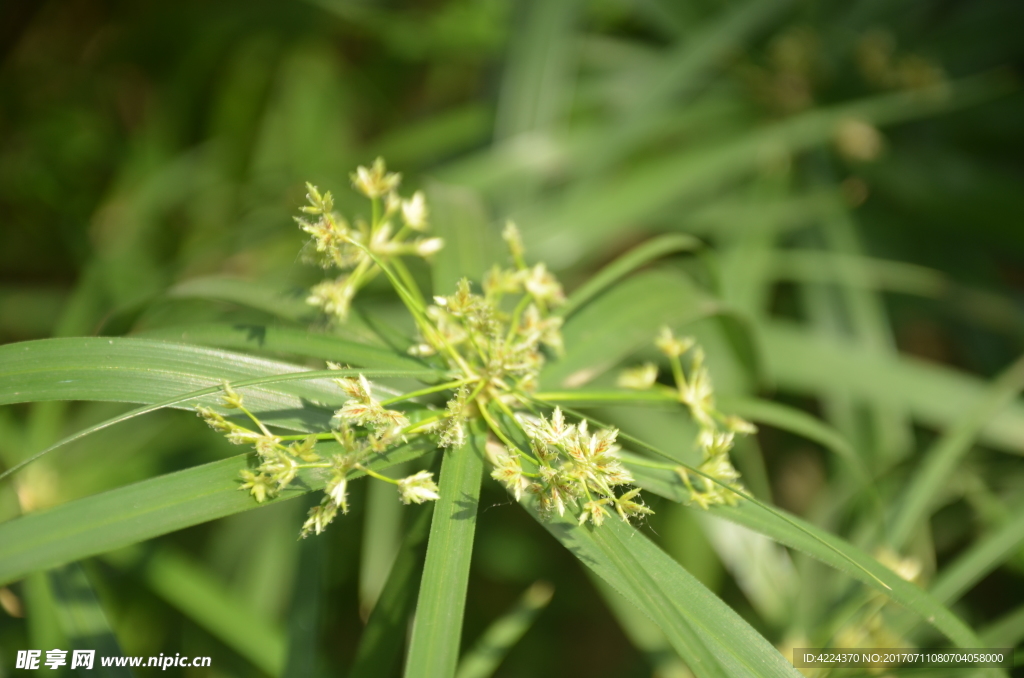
[612,327,759,509]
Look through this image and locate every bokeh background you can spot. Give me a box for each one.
[2,0,1024,676]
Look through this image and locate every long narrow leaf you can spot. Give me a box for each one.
[427,183,498,294]
[23,572,66,650]
[359,465,407,617]
[350,504,434,678]
[112,548,286,676]
[527,503,800,678]
[719,395,872,487]
[49,563,132,677]
[542,269,715,388]
[761,322,1024,455]
[888,353,1024,547]
[284,505,325,678]
[587,572,694,678]
[523,77,1003,265]
[710,500,985,649]
[167,277,312,322]
[137,323,427,371]
[0,441,430,586]
[928,503,1024,604]
[558,234,702,317]
[1,364,435,483]
[454,581,554,678]
[0,338,439,436]
[404,428,485,678]
[981,604,1024,648]
[618,459,988,650]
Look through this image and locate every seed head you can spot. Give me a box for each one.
[655,327,695,358]
[617,363,658,390]
[351,157,401,198]
[401,191,429,230]
[397,471,440,505]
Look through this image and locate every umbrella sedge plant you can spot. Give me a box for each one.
[0,159,1004,678]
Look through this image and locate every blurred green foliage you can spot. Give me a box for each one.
[2,0,1024,676]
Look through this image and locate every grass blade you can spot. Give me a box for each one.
[719,396,872,487]
[542,269,715,388]
[359,464,406,617]
[0,363,436,483]
[493,0,577,140]
[588,0,792,170]
[614,442,987,649]
[284,506,325,678]
[981,604,1024,648]
[49,562,132,677]
[404,427,485,678]
[928,502,1024,604]
[427,182,499,294]
[137,323,427,371]
[111,547,285,676]
[889,353,1024,547]
[527,504,800,678]
[454,581,554,678]
[534,389,680,405]
[0,338,439,430]
[167,277,312,322]
[349,503,434,678]
[23,572,66,651]
[558,234,702,317]
[814,190,914,462]
[760,322,1024,455]
[708,500,984,649]
[587,572,692,678]
[524,77,1004,266]
[0,441,430,586]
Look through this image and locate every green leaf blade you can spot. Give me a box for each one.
[0,443,430,586]
[526,503,801,678]
[404,429,485,678]
[137,323,428,372]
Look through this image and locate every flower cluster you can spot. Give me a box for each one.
[211,159,656,535]
[620,328,755,508]
[197,375,438,538]
[490,408,650,526]
[297,158,443,320]
[410,222,564,372]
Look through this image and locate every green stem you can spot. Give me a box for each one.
[669,354,687,397]
[622,457,683,471]
[504,294,532,344]
[277,432,337,442]
[491,396,524,430]
[390,257,425,308]
[359,465,400,485]
[380,378,477,407]
[465,377,489,404]
[345,257,375,300]
[348,238,428,319]
[403,413,447,435]
[237,404,273,437]
[533,389,677,403]
[351,245,470,376]
[477,402,518,451]
[479,401,540,465]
